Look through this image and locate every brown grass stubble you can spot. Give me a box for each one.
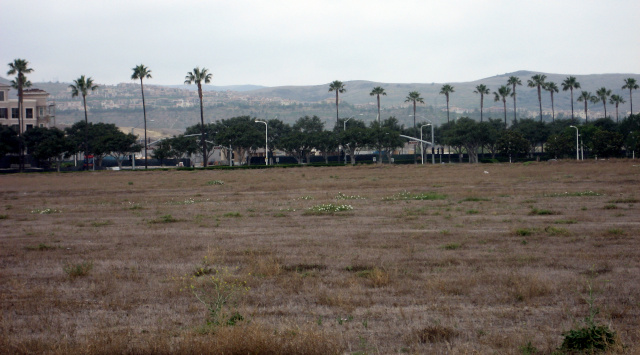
[0,160,638,353]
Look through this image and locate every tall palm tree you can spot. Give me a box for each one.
[69,75,99,169]
[405,91,424,164]
[527,74,547,122]
[473,84,490,122]
[369,86,386,123]
[609,94,626,123]
[577,91,594,123]
[7,59,34,172]
[561,76,581,123]
[493,85,512,128]
[131,64,152,169]
[185,67,212,167]
[328,80,346,124]
[544,81,559,122]
[622,78,638,115]
[439,84,455,123]
[594,87,612,119]
[404,91,424,130]
[506,76,522,122]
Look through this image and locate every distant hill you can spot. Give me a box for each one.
[1,71,638,131]
[170,84,267,92]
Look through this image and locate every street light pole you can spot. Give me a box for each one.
[570,125,579,160]
[255,119,268,166]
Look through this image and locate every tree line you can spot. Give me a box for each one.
[5,59,639,170]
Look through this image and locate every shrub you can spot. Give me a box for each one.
[515,228,533,236]
[529,208,557,215]
[63,261,93,278]
[149,214,179,223]
[559,283,618,353]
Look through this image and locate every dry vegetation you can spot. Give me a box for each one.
[1,160,639,354]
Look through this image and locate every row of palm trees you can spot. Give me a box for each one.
[328,76,639,132]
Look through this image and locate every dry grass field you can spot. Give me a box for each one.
[1,160,639,354]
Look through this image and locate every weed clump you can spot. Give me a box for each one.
[383,190,447,201]
[63,261,93,278]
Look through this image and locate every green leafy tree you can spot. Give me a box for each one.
[185,67,212,166]
[594,87,612,119]
[527,74,547,122]
[446,117,488,163]
[562,76,581,122]
[609,94,626,123]
[23,127,69,171]
[497,130,530,161]
[482,118,506,159]
[378,117,405,163]
[266,118,290,159]
[131,64,152,169]
[7,58,34,171]
[493,85,512,128]
[152,139,172,166]
[512,118,549,156]
[280,115,324,164]
[439,84,455,123]
[591,130,623,158]
[214,116,262,165]
[315,130,339,164]
[167,135,199,160]
[369,86,386,122]
[622,78,638,115]
[544,81,559,122]
[0,126,20,158]
[185,122,218,163]
[69,75,99,169]
[546,132,574,159]
[328,80,346,124]
[577,91,595,123]
[108,131,142,168]
[506,76,522,122]
[339,119,369,165]
[473,84,490,122]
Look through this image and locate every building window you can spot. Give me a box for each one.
[40,124,44,128]
[0,91,4,101]
[26,108,33,119]
[12,108,19,118]
[39,107,44,117]
[0,108,7,119]
[26,124,33,130]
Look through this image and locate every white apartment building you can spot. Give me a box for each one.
[0,83,55,131]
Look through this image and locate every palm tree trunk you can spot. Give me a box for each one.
[629,89,633,115]
[413,103,417,164]
[616,104,619,123]
[377,95,380,123]
[18,86,24,172]
[198,85,207,167]
[335,91,339,124]
[446,97,450,123]
[503,100,507,127]
[83,95,89,170]
[551,94,555,122]
[603,101,607,119]
[480,96,484,122]
[537,86,542,122]
[141,79,148,169]
[570,89,575,123]
[512,88,517,123]
[585,102,588,123]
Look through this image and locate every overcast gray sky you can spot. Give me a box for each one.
[2,0,639,87]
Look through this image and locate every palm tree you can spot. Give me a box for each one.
[577,91,594,123]
[185,67,212,167]
[493,85,512,127]
[473,84,490,122]
[69,75,99,169]
[7,59,34,172]
[622,78,638,115]
[506,76,522,122]
[131,64,152,169]
[439,84,455,123]
[561,76,581,122]
[544,81,559,122]
[609,94,626,123]
[369,86,386,123]
[405,91,424,130]
[594,87,612,119]
[405,91,424,164]
[328,80,346,124]
[527,74,547,122]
